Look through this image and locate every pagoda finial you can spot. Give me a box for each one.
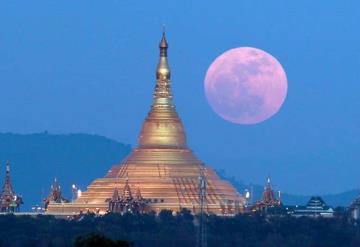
[156,29,170,81]
[152,29,173,108]
[3,161,12,189]
[112,187,120,201]
[6,161,10,173]
[159,26,168,53]
[135,185,143,200]
[122,176,132,200]
[267,176,271,186]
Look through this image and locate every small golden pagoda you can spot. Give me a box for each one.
[252,177,282,212]
[47,32,245,215]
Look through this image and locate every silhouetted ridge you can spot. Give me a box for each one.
[0,132,131,210]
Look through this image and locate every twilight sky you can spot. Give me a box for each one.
[0,0,359,195]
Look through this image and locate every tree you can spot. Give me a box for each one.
[75,234,132,247]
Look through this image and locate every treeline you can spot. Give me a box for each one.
[0,209,360,247]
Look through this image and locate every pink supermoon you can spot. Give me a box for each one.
[204,47,288,124]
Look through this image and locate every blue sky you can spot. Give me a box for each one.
[0,0,359,195]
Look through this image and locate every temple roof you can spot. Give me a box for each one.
[45,178,68,205]
[0,162,15,199]
[306,196,327,208]
[0,162,23,210]
[254,176,281,209]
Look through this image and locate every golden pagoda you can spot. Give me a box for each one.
[47,32,245,215]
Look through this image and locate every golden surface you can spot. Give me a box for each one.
[47,33,245,215]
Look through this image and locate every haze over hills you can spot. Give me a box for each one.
[0,132,356,210]
[0,132,131,210]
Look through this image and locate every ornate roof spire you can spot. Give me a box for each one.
[44,178,68,210]
[266,176,271,189]
[1,161,14,199]
[111,187,120,201]
[0,161,23,212]
[122,178,133,200]
[135,186,143,200]
[6,161,10,173]
[262,176,279,205]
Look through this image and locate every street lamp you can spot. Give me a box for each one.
[72,184,78,201]
[77,189,82,198]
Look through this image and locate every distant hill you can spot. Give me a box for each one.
[0,133,131,210]
[216,169,359,207]
[282,189,359,207]
[0,133,357,211]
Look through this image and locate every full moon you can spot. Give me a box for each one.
[204,47,288,124]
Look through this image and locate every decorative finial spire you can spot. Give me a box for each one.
[135,185,143,200]
[265,176,272,191]
[156,29,170,80]
[112,187,120,201]
[6,161,10,173]
[122,175,132,200]
[159,25,168,54]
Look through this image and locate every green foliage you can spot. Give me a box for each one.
[75,234,132,247]
[0,212,359,247]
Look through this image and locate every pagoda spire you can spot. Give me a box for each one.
[261,176,281,205]
[122,177,133,200]
[135,185,143,200]
[112,187,120,201]
[138,30,188,149]
[156,29,170,79]
[44,178,69,210]
[3,161,13,194]
[266,176,272,190]
[0,161,23,212]
[153,30,173,107]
